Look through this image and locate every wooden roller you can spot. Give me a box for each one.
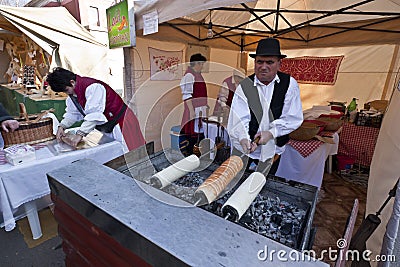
[222,172,266,222]
[194,155,243,205]
[149,155,200,189]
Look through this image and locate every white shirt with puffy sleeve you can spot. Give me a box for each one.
[227,74,303,162]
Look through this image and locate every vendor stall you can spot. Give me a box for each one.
[0,84,66,121]
[0,5,111,94]
[0,132,125,239]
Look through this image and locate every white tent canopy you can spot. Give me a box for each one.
[0,5,110,81]
[133,0,400,105]
[132,0,400,114]
[134,0,400,50]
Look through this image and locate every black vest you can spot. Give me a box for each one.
[240,72,290,147]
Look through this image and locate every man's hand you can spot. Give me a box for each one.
[254,131,273,145]
[240,139,252,154]
[61,134,83,148]
[56,126,66,141]
[1,119,19,133]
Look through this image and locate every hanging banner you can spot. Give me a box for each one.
[280,56,344,85]
[106,0,136,49]
[149,47,183,81]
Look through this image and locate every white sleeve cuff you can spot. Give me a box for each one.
[79,120,98,134]
[268,127,277,139]
[59,117,76,128]
[84,112,107,123]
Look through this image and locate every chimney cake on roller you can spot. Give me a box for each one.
[149,155,200,189]
[194,155,243,205]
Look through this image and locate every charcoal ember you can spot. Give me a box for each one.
[203,199,223,213]
[280,223,293,235]
[173,172,204,187]
[211,201,220,212]
[235,195,307,248]
[271,214,283,226]
[149,159,308,249]
[161,172,206,202]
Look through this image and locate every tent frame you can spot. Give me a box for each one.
[158,0,400,51]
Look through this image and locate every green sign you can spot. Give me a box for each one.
[106,0,135,49]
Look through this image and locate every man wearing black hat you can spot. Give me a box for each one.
[227,38,303,175]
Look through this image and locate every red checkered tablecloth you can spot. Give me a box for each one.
[0,143,48,165]
[338,122,380,166]
[288,139,324,157]
[287,131,337,158]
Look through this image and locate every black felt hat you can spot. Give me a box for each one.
[190,53,207,62]
[249,38,287,58]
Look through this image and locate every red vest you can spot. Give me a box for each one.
[74,75,125,123]
[180,67,208,135]
[213,76,236,115]
[184,67,207,107]
[224,76,236,107]
[73,75,146,151]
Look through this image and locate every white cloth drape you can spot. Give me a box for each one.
[378,182,400,267]
[0,141,125,231]
[366,89,400,266]
[276,133,339,188]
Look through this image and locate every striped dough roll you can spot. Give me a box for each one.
[194,155,243,204]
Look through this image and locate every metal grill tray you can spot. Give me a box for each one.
[118,149,318,251]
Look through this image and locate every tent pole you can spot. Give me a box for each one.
[123,47,135,108]
[381,45,399,100]
[239,33,248,72]
[240,33,244,53]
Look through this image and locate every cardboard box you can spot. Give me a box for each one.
[4,144,36,165]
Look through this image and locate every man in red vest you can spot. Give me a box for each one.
[46,67,145,152]
[179,53,208,155]
[213,67,246,120]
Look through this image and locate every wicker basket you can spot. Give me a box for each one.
[368,100,388,113]
[316,117,343,131]
[289,121,320,141]
[1,115,55,147]
[304,119,327,134]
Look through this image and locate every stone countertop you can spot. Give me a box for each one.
[48,158,329,267]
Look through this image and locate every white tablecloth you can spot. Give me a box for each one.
[276,133,339,188]
[0,140,125,231]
